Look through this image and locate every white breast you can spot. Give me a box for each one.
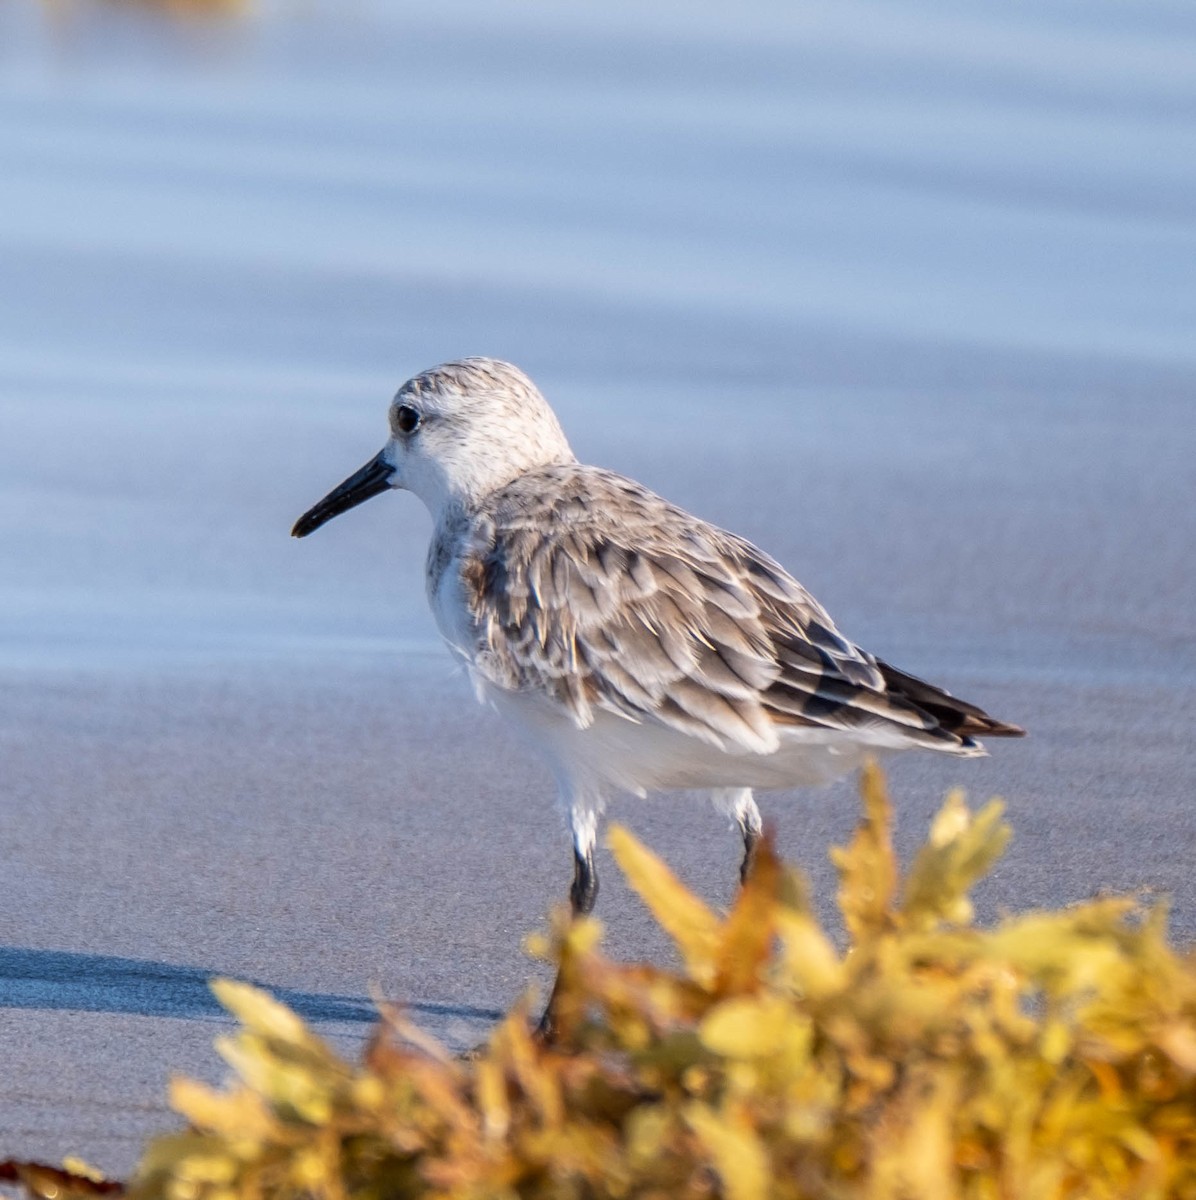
[425,519,478,665]
[428,563,472,660]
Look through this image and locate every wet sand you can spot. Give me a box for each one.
[2,0,1194,1175]
[2,648,1191,1169]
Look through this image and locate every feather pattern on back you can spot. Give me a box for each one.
[457,464,1021,759]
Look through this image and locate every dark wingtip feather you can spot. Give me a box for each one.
[875,659,1026,740]
[966,715,1026,739]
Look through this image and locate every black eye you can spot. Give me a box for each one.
[395,404,422,434]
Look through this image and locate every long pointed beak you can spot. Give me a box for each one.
[291,450,395,538]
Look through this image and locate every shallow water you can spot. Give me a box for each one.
[2,0,1195,674]
[1,0,1194,1173]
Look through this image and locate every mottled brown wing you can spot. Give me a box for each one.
[462,465,1020,754]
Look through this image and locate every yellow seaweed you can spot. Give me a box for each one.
[98,766,1196,1200]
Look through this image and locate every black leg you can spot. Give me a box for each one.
[570,841,599,915]
[712,788,762,889]
[538,842,600,1039]
[739,820,760,885]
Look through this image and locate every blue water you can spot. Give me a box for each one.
[1,0,1194,675]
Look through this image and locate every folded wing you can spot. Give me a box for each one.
[463,465,1023,757]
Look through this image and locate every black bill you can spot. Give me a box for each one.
[291,450,394,538]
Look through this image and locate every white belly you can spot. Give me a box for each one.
[482,680,883,799]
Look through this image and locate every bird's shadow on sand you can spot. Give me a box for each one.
[0,945,502,1028]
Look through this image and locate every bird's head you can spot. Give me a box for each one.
[291,357,575,537]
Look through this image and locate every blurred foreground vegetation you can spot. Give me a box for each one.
[8,765,1196,1198]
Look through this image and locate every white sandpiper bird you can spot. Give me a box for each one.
[293,358,1023,986]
